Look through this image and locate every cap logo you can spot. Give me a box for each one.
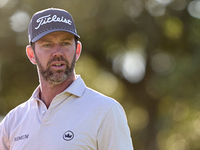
[35,14,72,30]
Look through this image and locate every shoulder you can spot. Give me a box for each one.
[9,99,32,116]
[0,99,33,128]
[71,76,120,107]
[81,87,125,115]
[84,87,119,105]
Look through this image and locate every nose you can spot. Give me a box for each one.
[52,44,63,57]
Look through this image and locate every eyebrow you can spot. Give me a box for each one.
[39,39,52,43]
[60,37,73,41]
[38,33,74,43]
[40,36,73,42]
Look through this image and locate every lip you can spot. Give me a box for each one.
[51,61,66,65]
[51,61,66,69]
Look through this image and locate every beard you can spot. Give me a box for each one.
[34,53,76,85]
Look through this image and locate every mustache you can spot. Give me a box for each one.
[47,56,69,67]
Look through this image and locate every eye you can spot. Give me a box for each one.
[62,42,70,46]
[43,43,52,47]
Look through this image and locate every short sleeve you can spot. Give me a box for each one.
[97,103,134,150]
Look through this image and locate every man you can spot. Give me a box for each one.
[0,8,133,150]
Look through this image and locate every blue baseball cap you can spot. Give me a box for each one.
[28,8,80,44]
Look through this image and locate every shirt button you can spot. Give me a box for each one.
[41,110,46,115]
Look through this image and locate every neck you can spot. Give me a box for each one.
[39,72,76,108]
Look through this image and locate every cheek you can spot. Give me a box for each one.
[69,52,77,64]
[64,49,76,61]
[35,52,49,67]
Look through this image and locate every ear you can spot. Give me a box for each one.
[75,41,82,61]
[26,45,36,64]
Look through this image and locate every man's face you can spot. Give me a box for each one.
[33,31,77,85]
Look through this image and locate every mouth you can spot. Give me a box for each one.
[52,63,64,66]
[51,62,66,69]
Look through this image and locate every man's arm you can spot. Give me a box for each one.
[97,103,134,150]
[0,117,10,150]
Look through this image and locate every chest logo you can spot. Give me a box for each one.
[14,134,29,142]
[63,130,74,141]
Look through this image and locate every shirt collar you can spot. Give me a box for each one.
[31,85,41,101]
[31,75,86,100]
[63,75,86,97]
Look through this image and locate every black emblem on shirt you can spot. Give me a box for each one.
[14,134,29,142]
[63,130,74,141]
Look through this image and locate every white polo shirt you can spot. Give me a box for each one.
[0,76,133,150]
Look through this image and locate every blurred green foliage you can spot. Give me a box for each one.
[1,0,200,150]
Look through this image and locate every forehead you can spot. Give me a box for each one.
[38,31,75,42]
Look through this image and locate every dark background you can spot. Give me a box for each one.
[0,0,200,150]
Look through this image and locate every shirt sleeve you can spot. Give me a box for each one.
[0,117,10,150]
[97,103,134,150]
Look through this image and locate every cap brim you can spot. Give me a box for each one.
[31,29,80,43]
